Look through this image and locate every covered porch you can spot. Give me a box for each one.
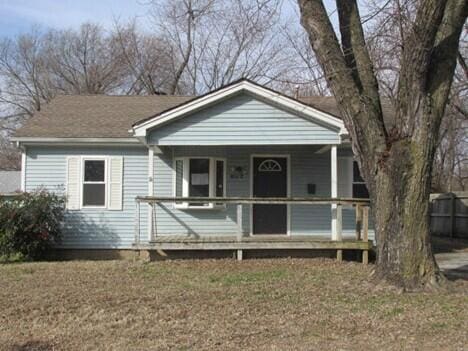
[130,80,372,260]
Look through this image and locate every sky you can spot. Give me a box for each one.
[0,0,337,39]
[0,0,152,38]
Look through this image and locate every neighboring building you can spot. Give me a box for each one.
[0,171,21,194]
[12,80,372,258]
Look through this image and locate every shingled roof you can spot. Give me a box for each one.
[14,95,193,138]
[14,93,394,139]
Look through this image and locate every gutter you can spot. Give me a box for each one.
[11,137,144,146]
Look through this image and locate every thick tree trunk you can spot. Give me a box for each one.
[369,139,442,289]
[298,0,466,289]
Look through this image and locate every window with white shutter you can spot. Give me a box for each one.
[66,156,123,210]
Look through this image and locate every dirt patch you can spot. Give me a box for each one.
[0,259,467,350]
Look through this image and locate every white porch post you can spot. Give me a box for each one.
[147,147,155,241]
[331,145,339,240]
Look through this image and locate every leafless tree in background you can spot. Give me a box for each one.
[44,23,128,95]
[114,21,182,95]
[0,30,53,170]
[0,31,53,120]
[279,13,328,96]
[148,0,293,94]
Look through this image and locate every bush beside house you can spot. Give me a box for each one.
[0,190,66,261]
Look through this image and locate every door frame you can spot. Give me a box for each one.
[249,154,291,236]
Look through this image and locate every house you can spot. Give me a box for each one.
[12,80,373,261]
[0,171,21,194]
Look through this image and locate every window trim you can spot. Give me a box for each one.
[173,156,226,210]
[80,156,108,209]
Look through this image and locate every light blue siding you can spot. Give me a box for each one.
[148,94,341,146]
[25,146,148,249]
[153,145,370,238]
[24,144,372,249]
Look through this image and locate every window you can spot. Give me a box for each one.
[189,158,210,197]
[352,161,369,199]
[82,159,106,207]
[258,159,282,172]
[174,157,225,209]
[215,160,224,197]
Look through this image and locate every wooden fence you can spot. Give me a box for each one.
[430,192,468,238]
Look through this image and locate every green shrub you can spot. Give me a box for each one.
[0,190,66,261]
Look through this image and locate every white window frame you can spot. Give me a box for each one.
[173,157,226,210]
[80,156,108,209]
[352,160,369,199]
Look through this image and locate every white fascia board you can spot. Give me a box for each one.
[132,80,347,136]
[11,137,143,146]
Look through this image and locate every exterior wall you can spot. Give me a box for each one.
[153,145,367,238]
[148,94,341,146]
[24,144,372,249]
[25,146,148,249]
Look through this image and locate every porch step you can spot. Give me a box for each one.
[137,235,372,251]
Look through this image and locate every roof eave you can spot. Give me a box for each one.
[12,137,144,147]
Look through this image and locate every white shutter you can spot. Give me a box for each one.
[66,156,81,210]
[108,157,123,210]
[338,157,353,198]
[174,159,184,197]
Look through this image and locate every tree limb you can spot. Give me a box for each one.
[397,0,449,135]
[298,0,387,166]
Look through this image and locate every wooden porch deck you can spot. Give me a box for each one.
[135,235,372,263]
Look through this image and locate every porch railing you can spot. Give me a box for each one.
[134,196,371,248]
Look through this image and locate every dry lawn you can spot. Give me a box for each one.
[0,258,467,351]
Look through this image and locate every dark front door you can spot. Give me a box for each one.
[252,157,288,235]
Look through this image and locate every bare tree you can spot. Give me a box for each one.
[44,23,128,95]
[433,89,468,191]
[0,136,20,170]
[113,21,176,95]
[299,0,467,289]
[149,0,292,94]
[148,0,214,94]
[364,1,468,193]
[0,31,54,123]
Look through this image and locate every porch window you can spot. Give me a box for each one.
[352,161,369,199]
[189,158,210,197]
[82,159,106,207]
[174,157,226,209]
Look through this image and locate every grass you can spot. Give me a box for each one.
[0,258,467,350]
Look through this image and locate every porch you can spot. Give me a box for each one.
[131,82,371,260]
[133,196,372,263]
